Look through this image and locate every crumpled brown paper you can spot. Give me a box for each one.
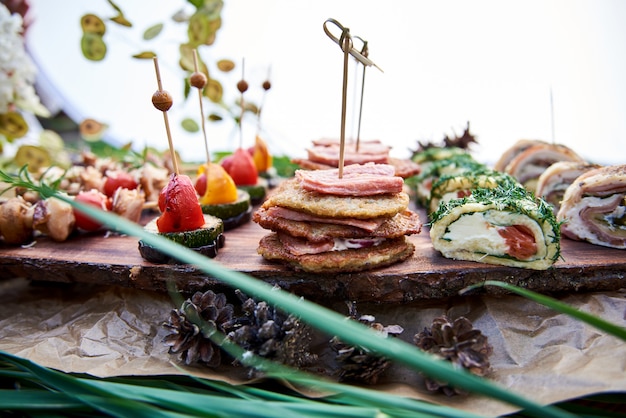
[0,277,624,417]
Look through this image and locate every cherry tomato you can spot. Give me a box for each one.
[221,147,258,186]
[194,172,207,196]
[156,174,205,233]
[73,189,111,231]
[103,171,138,197]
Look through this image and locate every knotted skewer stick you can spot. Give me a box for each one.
[323,18,382,178]
[323,18,382,71]
[152,56,179,175]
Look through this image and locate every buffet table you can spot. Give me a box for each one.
[1,209,625,416]
[0,209,625,303]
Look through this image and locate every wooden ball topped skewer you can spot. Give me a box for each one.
[190,49,211,165]
[257,66,272,135]
[237,58,249,150]
[152,56,179,176]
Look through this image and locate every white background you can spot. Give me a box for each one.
[26,0,626,165]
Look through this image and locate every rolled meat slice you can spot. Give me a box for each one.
[535,161,602,213]
[557,164,626,249]
[496,140,585,193]
[430,184,561,270]
[428,169,518,215]
[493,139,544,172]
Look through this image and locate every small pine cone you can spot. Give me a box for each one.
[225,290,317,369]
[329,302,404,385]
[163,290,234,367]
[414,315,493,396]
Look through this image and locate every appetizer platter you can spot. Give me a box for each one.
[1,203,625,305]
[2,20,625,306]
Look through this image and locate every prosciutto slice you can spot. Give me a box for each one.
[306,139,390,166]
[277,232,334,255]
[296,163,403,196]
[557,164,626,249]
[535,161,602,213]
[263,206,385,232]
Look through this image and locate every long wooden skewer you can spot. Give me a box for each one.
[238,58,247,150]
[152,56,179,175]
[192,49,211,164]
[550,86,555,144]
[324,18,382,178]
[338,27,353,179]
[354,37,369,153]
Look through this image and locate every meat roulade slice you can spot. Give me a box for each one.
[495,139,585,193]
[430,184,561,270]
[535,161,602,213]
[557,164,626,249]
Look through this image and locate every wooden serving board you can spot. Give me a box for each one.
[1,210,624,304]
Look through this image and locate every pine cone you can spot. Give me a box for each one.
[414,315,493,396]
[163,290,234,367]
[329,302,404,385]
[225,290,317,370]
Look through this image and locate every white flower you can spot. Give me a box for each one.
[0,3,49,117]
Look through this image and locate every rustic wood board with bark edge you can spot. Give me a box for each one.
[0,209,624,304]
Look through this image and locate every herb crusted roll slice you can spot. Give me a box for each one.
[429,184,561,270]
[428,169,518,215]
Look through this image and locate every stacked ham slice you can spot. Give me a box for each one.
[253,163,422,273]
[292,139,421,179]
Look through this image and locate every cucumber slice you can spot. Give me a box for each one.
[238,181,267,205]
[201,189,251,220]
[138,214,225,264]
[222,205,252,230]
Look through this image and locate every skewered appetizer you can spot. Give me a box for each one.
[187,50,253,226]
[535,161,602,213]
[253,163,422,273]
[220,147,266,205]
[429,182,561,270]
[138,56,225,263]
[494,139,585,193]
[194,161,252,230]
[218,64,269,205]
[138,173,225,263]
[557,164,626,249]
